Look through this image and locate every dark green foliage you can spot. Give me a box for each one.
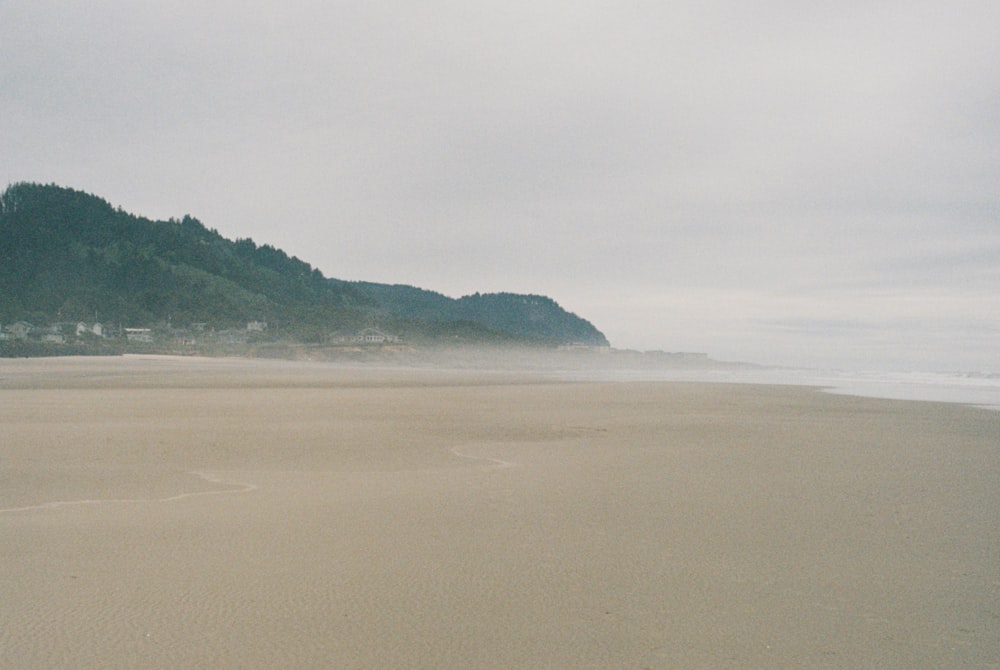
[0,338,123,358]
[0,182,370,331]
[336,281,609,346]
[455,292,608,345]
[1,182,609,347]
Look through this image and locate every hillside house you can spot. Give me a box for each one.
[125,328,153,343]
[351,327,398,344]
[8,321,34,340]
[76,322,104,338]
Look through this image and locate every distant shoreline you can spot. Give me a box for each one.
[1,352,997,411]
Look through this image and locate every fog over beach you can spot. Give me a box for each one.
[1,355,998,668]
[2,1,998,372]
[3,0,999,665]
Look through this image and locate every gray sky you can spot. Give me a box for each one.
[3,1,998,370]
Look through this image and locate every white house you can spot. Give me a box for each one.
[75,322,103,338]
[350,327,398,344]
[125,328,153,343]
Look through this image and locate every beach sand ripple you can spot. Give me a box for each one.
[1,356,998,668]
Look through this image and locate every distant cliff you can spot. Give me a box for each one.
[0,182,608,347]
[336,281,609,346]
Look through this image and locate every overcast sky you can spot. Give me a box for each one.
[2,1,998,370]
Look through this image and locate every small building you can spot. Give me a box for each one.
[350,327,398,344]
[246,321,267,332]
[8,321,34,340]
[76,322,104,338]
[125,328,153,343]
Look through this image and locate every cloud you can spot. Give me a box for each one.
[2,0,998,369]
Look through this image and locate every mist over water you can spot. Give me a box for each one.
[802,369,1000,411]
[550,363,1000,412]
[359,344,1000,411]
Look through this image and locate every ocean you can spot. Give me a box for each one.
[553,366,1000,412]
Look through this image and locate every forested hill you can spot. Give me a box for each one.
[333,281,610,347]
[0,183,609,347]
[0,182,371,332]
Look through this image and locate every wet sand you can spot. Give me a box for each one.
[1,355,997,668]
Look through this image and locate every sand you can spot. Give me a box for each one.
[1,355,997,668]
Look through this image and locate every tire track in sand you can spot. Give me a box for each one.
[0,472,257,514]
[450,447,518,469]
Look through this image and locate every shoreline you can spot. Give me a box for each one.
[2,352,997,412]
[2,356,997,667]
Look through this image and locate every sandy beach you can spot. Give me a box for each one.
[1,355,997,668]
